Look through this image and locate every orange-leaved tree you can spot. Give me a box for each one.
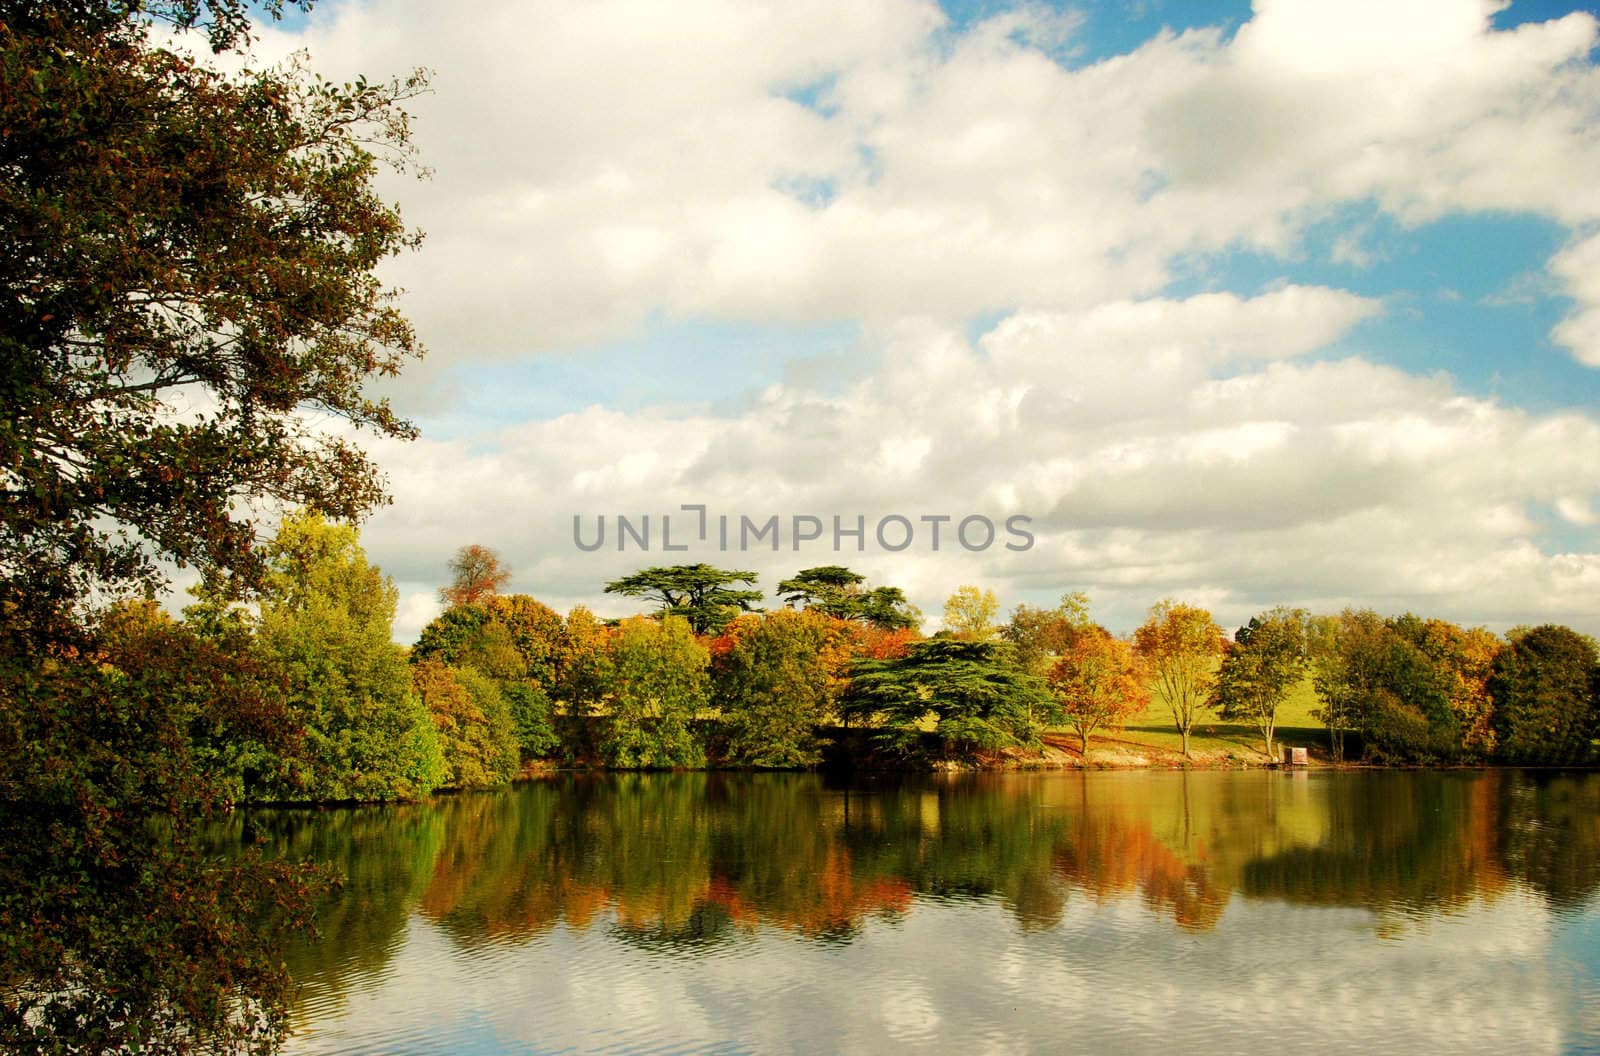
[440,544,512,607]
[1047,628,1148,756]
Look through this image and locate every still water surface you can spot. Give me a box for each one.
[247,770,1600,1055]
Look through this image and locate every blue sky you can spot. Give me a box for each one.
[259,0,1600,639]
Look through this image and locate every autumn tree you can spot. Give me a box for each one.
[942,585,1000,641]
[713,610,839,767]
[604,564,763,634]
[440,545,512,607]
[599,615,710,769]
[411,593,566,761]
[0,1,429,1047]
[1133,600,1226,760]
[1211,607,1309,759]
[411,659,520,788]
[1308,610,1489,763]
[1003,591,1093,676]
[1048,628,1148,756]
[777,566,921,630]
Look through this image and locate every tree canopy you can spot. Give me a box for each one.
[604,564,763,634]
[842,638,1052,761]
[440,545,512,607]
[1133,600,1226,759]
[776,566,920,630]
[1211,607,1309,759]
[0,1,428,641]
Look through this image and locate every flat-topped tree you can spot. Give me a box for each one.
[777,565,920,630]
[604,563,762,635]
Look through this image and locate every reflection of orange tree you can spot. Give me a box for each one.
[1052,810,1230,932]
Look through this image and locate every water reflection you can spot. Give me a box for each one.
[236,770,1600,1055]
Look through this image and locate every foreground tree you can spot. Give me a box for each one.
[1047,628,1148,756]
[0,2,428,1049]
[1133,601,1225,760]
[440,545,512,608]
[604,564,763,634]
[777,566,921,630]
[1,3,428,632]
[1211,607,1309,760]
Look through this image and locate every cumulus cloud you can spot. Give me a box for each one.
[217,1,1600,640]
[368,286,1600,641]
[257,0,1600,362]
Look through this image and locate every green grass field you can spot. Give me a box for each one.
[1045,674,1331,766]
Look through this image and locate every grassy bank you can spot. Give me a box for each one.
[1039,674,1331,768]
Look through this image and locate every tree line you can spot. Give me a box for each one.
[140,527,1600,807]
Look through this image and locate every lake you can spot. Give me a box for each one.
[245,769,1600,1055]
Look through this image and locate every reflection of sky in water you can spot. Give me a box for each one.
[290,891,1595,1055]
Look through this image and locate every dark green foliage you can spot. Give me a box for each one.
[777,566,920,630]
[412,605,495,668]
[1212,607,1308,758]
[1490,625,1599,765]
[504,682,560,760]
[605,564,763,634]
[0,603,322,1055]
[599,616,709,769]
[1309,609,1478,763]
[841,639,1053,761]
[714,611,834,767]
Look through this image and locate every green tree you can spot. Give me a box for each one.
[252,512,445,801]
[551,605,612,762]
[1212,607,1309,759]
[714,610,836,767]
[412,660,520,788]
[842,639,1052,760]
[1,3,427,634]
[1047,627,1148,756]
[1490,625,1598,765]
[605,564,763,634]
[1133,600,1225,760]
[0,1,428,1048]
[440,544,512,608]
[777,566,920,630]
[600,616,710,769]
[942,585,1000,641]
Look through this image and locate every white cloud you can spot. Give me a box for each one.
[199,0,1600,638]
[253,0,1600,364]
[1550,231,1600,366]
[361,287,1600,637]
